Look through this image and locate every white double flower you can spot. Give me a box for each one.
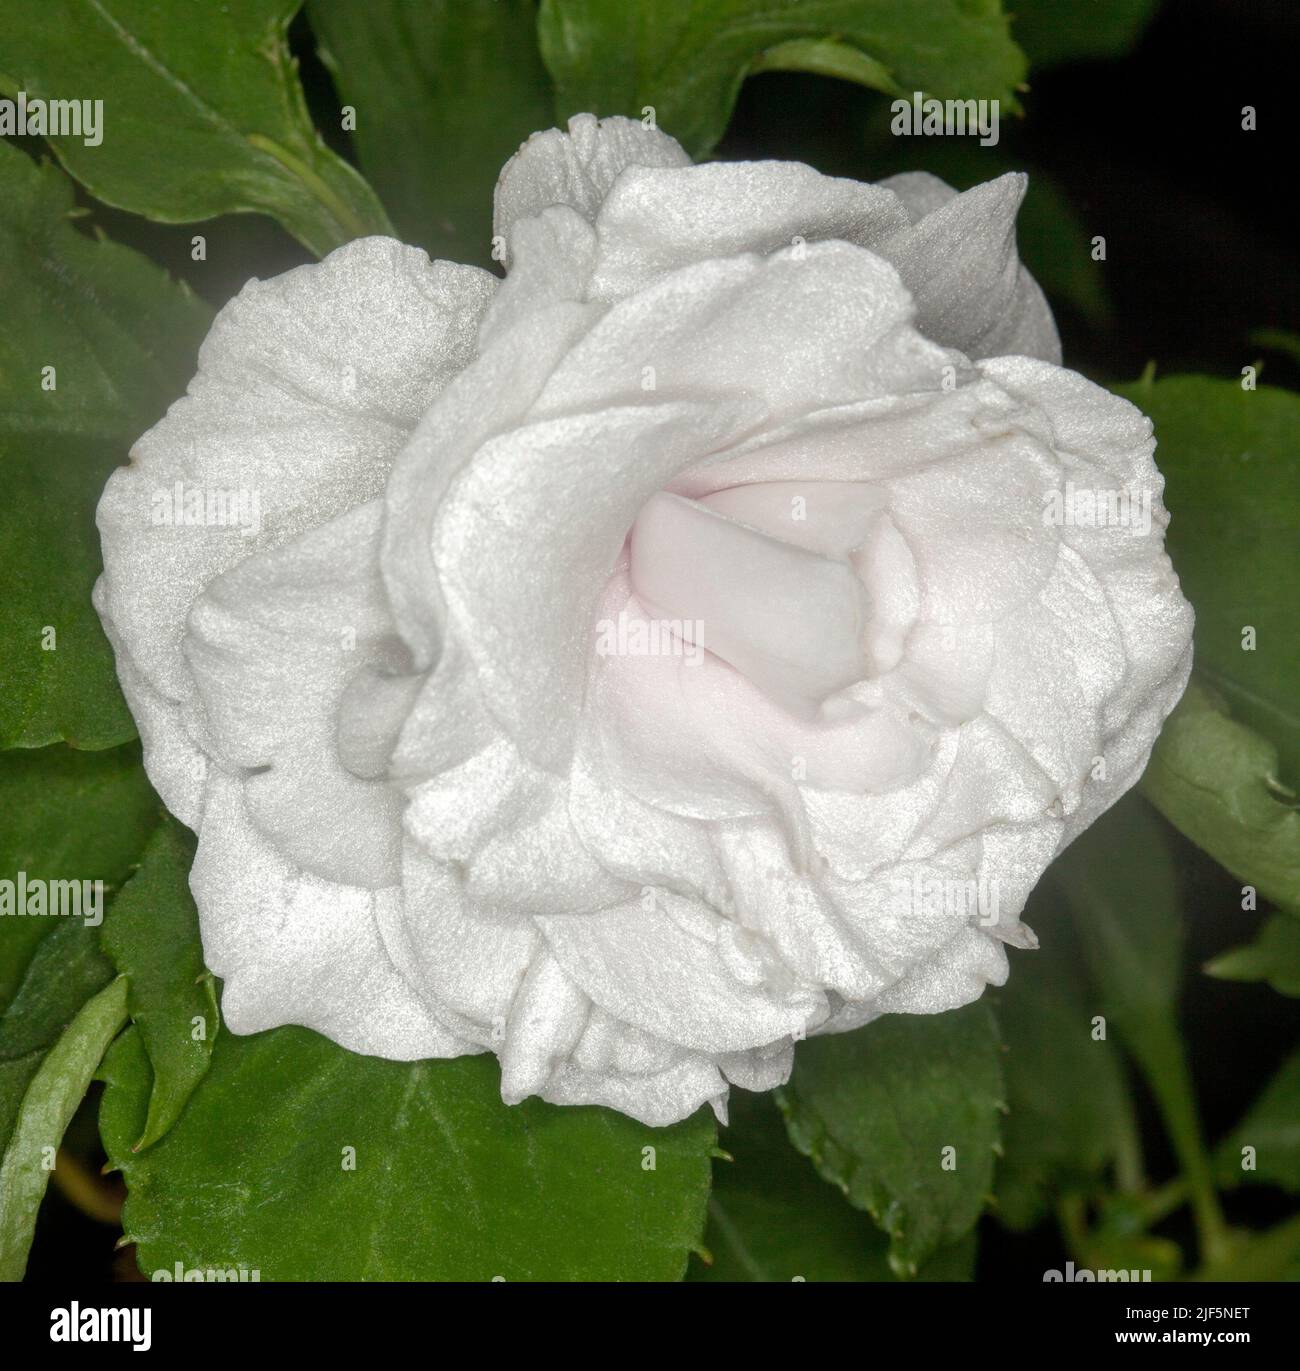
[96,116,1193,1125]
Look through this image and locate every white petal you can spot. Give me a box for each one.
[434,400,758,768]
[909,716,1061,854]
[876,173,1061,363]
[801,732,962,878]
[183,502,405,888]
[1062,643,1192,845]
[587,577,932,843]
[98,237,493,704]
[380,298,599,672]
[539,1050,726,1127]
[978,356,1195,831]
[406,747,631,917]
[869,926,1009,1015]
[493,113,691,249]
[698,480,890,558]
[820,844,995,990]
[668,376,1011,497]
[536,891,825,1054]
[982,544,1126,806]
[479,206,598,343]
[884,429,1062,625]
[712,824,885,1001]
[718,1042,795,1094]
[191,773,466,1059]
[398,845,540,1040]
[567,749,731,910]
[629,491,871,713]
[977,820,1062,935]
[534,240,920,423]
[589,161,908,299]
[877,170,959,223]
[498,952,590,1106]
[888,621,995,727]
[93,580,208,828]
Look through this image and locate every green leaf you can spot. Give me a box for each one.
[1206,916,1300,997]
[1214,1047,1300,1193]
[0,142,211,748]
[696,1092,896,1281]
[1191,1213,1300,1283]
[0,426,135,750]
[776,1002,1004,1276]
[101,820,217,1150]
[537,0,1026,158]
[0,742,159,1153]
[1115,374,1300,783]
[1053,797,1183,1032]
[1052,795,1230,1263]
[993,919,1140,1230]
[100,1025,715,1280]
[0,742,160,1008]
[0,0,392,256]
[0,922,113,1157]
[1011,0,1161,69]
[1141,682,1300,915]
[0,976,129,1280]
[749,37,894,90]
[310,0,552,268]
[692,1090,974,1281]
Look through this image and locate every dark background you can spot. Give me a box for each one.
[721,0,1300,388]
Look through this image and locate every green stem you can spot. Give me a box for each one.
[0,978,130,1279]
[1137,1176,1189,1227]
[50,1147,123,1226]
[1113,1102,1146,1195]
[1057,1193,1090,1259]
[1189,1213,1300,1281]
[1135,1018,1231,1268]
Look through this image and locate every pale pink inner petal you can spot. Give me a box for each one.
[695,481,922,674]
[628,490,873,715]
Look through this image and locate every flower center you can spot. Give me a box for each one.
[628,484,910,716]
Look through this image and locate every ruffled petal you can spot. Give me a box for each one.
[868,926,1010,1015]
[536,890,826,1054]
[479,206,598,344]
[397,844,540,1042]
[381,298,599,673]
[435,399,760,768]
[534,240,923,423]
[98,237,493,703]
[493,113,691,250]
[589,161,908,299]
[191,773,465,1059]
[876,172,1061,363]
[183,502,405,888]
